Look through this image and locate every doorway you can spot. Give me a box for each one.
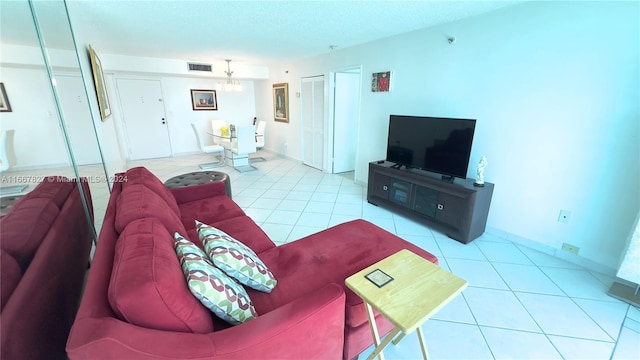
[330,68,361,174]
[115,78,172,160]
[55,74,103,165]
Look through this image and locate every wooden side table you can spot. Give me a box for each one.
[345,249,467,360]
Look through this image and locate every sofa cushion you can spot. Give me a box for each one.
[0,198,60,269]
[122,167,181,216]
[204,216,276,254]
[178,195,245,232]
[1,249,21,310]
[115,184,186,236]
[108,218,214,334]
[182,216,276,255]
[175,234,257,325]
[196,220,277,293]
[247,219,438,328]
[22,176,75,209]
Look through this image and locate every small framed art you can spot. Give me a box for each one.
[371,71,391,92]
[273,83,289,123]
[88,45,112,120]
[0,83,11,112]
[191,89,218,111]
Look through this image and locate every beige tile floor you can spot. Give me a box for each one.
[2,151,638,359]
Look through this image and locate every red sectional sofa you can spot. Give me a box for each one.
[66,167,438,360]
[1,176,93,360]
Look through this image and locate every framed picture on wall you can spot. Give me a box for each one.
[371,71,391,92]
[88,45,112,121]
[0,83,11,112]
[273,83,289,123]
[190,89,218,110]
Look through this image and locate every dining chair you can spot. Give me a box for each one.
[190,123,225,169]
[0,129,28,196]
[251,121,267,163]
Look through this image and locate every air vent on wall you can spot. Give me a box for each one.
[187,62,212,72]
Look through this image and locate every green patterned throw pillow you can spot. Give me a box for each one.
[174,233,257,325]
[196,220,277,293]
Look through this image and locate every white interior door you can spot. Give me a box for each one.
[55,74,102,165]
[332,71,360,173]
[302,76,324,170]
[116,78,171,160]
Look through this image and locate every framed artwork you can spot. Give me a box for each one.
[88,45,112,121]
[273,83,289,123]
[0,83,11,112]
[191,89,218,111]
[371,71,391,92]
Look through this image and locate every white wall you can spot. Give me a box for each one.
[95,52,267,157]
[0,42,126,177]
[84,53,260,159]
[158,76,256,154]
[258,63,304,157]
[101,73,257,158]
[101,54,269,80]
[1,47,262,170]
[0,65,70,169]
[256,1,639,271]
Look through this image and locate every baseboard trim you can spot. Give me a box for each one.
[485,226,618,277]
[4,162,70,172]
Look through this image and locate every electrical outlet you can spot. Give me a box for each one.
[558,210,572,224]
[562,243,580,255]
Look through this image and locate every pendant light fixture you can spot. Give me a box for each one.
[216,59,242,92]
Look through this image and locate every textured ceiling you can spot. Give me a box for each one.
[1,0,524,65]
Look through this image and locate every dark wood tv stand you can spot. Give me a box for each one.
[367,161,494,244]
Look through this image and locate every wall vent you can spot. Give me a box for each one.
[187,63,212,72]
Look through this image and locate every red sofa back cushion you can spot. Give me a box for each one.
[115,184,186,236]
[20,176,75,209]
[123,167,180,216]
[108,218,214,333]
[197,215,276,255]
[0,198,60,270]
[0,249,21,310]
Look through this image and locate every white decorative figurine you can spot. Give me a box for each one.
[474,156,488,187]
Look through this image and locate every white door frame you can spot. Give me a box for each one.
[327,65,362,174]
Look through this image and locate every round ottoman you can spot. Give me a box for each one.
[164,171,232,198]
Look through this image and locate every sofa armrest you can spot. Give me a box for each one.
[168,181,228,205]
[67,283,346,360]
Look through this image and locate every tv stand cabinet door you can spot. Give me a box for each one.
[370,171,390,200]
[435,192,467,229]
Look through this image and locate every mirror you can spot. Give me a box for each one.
[0,0,112,246]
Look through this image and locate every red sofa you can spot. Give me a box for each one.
[1,176,93,360]
[66,167,438,360]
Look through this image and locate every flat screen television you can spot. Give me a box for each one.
[386,115,476,180]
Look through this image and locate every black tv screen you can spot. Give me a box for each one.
[386,115,476,179]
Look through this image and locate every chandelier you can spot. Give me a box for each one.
[216,59,242,92]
